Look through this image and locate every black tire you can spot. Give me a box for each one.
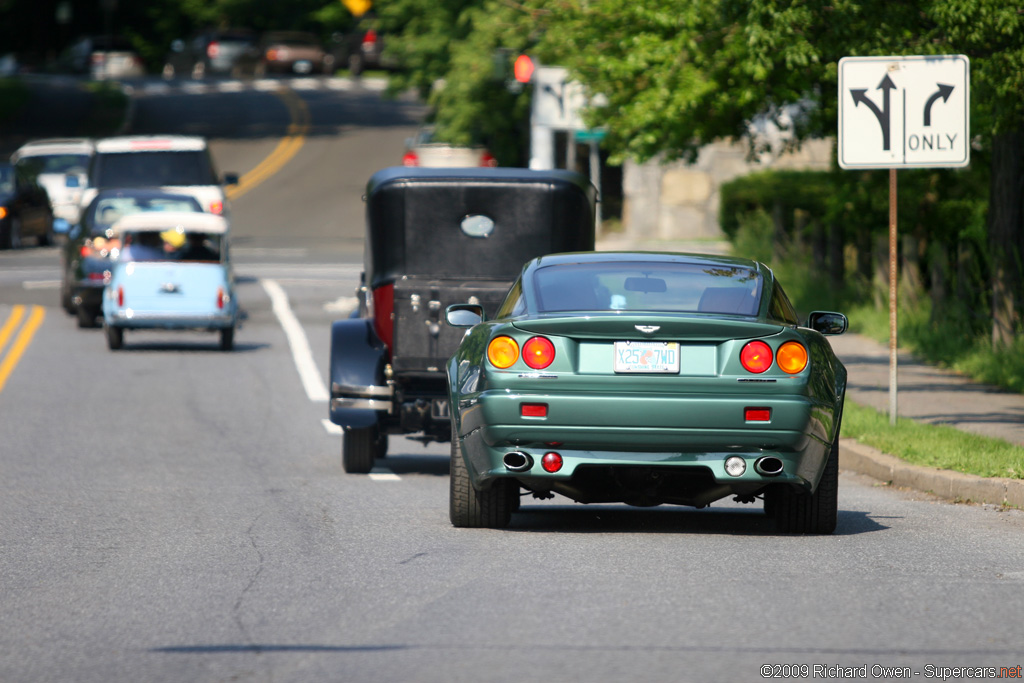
[375,432,388,459]
[105,324,123,350]
[220,327,234,351]
[61,279,75,315]
[77,304,98,329]
[8,217,22,249]
[342,425,378,474]
[771,421,841,535]
[449,424,514,528]
[38,214,54,246]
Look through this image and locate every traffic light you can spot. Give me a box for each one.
[513,54,535,83]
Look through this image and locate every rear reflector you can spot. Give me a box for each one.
[541,452,563,473]
[521,403,547,418]
[745,407,771,422]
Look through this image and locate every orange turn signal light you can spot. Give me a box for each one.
[776,341,808,374]
[487,336,519,369]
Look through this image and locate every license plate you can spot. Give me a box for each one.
[614,341,680,373]
[431,398,450,419]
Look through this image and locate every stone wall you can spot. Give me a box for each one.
[621,138,834,242]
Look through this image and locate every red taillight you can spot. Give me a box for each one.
[402,151,419,166]
[217,287,226,310]
[209,200,224,215]
[372,283,394,351]
[207,41,220,58]
[266,49,278,61]
[362,29,377,46]
[117,286,124,307]
[522,336,555,369]
[740,340,773,373]
[520,403,547,418]
[745,407,772,422]
[80,245,92,257]
[87,272,105,281]
[541,452,563,473]
[480,151,498,168]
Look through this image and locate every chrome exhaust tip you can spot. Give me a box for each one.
[754,456,784,477]
[503,451,533,472]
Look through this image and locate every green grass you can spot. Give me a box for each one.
[0,78,29,124]
[841,401,1024,480]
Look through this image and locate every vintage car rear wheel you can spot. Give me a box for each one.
[770,428,840,535]
[449,424,514,528]
[342,425,378,474]
[105,324,123,350]
[77,304,99,329]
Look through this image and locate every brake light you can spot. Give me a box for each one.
[80,245,92,257]
[0,207,7,219]
[117,286,124,307]
[480,151,498,168]
[541,452,563,473]
[521,403,547,417]
[402,151,419,167]
[266,49,278,61]
[745,407,772,422]
[740,340,773,373]
[372,283,394,351]
[217,287,228,309]
[776,341,808,374]
[207,42,220,58]
[362,30,377,46]
[487,336,519,369]
[209,200,224,215]
[87,272,105,281]
[522,336,555,369]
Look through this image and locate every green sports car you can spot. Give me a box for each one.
[445,251,849,533]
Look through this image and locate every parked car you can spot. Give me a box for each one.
[0,162,54,249]
[62,35,145,79]
[256,31,334,75]
[62,189,204,327]
[402,126,497,168]
[328,167,596,473]
[443,251,849,532]
[82,136,238,218]
[162,29,260,79]
[102,212,237,351]
[330,18,395,76]
[11,138,94,229]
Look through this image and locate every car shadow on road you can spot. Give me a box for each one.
[113,341,270,353]
[378,453,449,477]
[505,506,889,536]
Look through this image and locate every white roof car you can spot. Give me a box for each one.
[110,211,229,236]
[11,138,94,225]
[83,135,238,218]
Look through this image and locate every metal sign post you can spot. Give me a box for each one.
[839,54,970,425]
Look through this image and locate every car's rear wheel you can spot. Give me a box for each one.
[7,217,22,249]
[220,327,234,351]
[342,425,378,474]
[77,304,99,328]
[771,418,840,535]
[105,324,123,350]
[449,424,514,528]
[61,279,75,314]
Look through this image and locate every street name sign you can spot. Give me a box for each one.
[838,55,970,169]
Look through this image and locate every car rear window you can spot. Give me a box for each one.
[533,261,763,315]
[92,151,217,188]
[89,195,203,234]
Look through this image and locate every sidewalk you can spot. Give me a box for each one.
[598,236,1024,508]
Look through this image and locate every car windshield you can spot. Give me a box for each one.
[93,151,216,188]
[89,195,203,234]
[532,261,763,315]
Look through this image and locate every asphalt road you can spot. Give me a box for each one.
[1,76,1022,683]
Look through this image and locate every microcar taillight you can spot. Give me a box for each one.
[402,151,419,167]
[740,340,773,373]
[522,336,555,369]
[217,287,227,309]
[117,286,124,307]
[372,283,394,351]
[487,336,519,369]
[776,341,808,374]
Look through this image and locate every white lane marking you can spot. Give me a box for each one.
[321,419,342,435]
[261,278,329,402]
[369,472,401,481]
[22,280,60,289]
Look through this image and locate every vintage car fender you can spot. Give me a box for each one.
[329,317,391,428]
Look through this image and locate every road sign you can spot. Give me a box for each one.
[342,0,372,17]
[838,55,970,169]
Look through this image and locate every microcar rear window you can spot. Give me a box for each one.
[533,261,762,315]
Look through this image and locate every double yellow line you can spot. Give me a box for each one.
[0,305,45,395]
[226,87,311,202]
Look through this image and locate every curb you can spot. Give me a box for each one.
[840,438,1024,509]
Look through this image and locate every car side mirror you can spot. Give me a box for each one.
[806,311,848,336]
[446,303,484,327]
[223,172,239,186]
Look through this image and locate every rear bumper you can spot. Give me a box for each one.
[106,310,235,330]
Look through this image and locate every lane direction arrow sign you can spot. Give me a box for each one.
[839,55,969,169]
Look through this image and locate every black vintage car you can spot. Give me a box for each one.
[329,167,597,473]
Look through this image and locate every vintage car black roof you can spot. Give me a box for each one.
[363,167,597,288]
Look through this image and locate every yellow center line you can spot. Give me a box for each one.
[226,87,310,202]
[0,305,45,395]
[0,305,26,357]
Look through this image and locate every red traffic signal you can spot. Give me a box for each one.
[513,54,535,83]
